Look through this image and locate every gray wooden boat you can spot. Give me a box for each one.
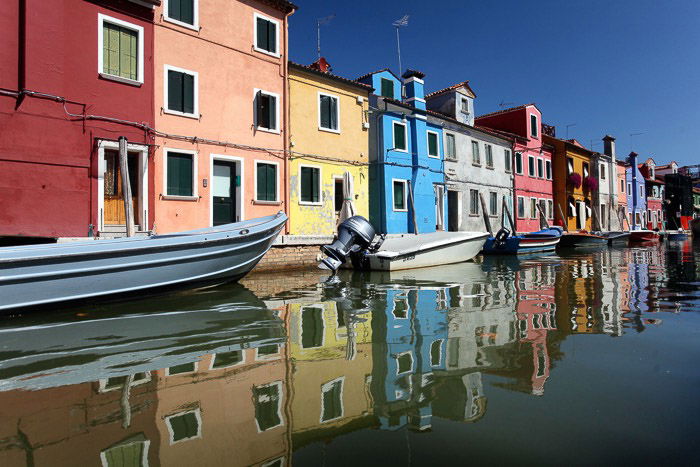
[0,212,286,311]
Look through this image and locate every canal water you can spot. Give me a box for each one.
[1,241,699,466]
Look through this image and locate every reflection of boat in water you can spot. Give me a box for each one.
[558,231,607,247]
[0,284,285,391]
[628,230,660,243]
[665,230,689,241]
[592,231,631,245]
[482,227,562,255]
[362,260,488,286]
[0,212,286,312]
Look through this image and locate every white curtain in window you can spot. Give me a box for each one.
[337,171,355,224]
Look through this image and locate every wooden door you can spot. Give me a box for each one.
[213,160,237,226]
[104,150,139,225]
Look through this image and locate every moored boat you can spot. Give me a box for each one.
[558,231,608,247]
[666,230,689,241]
[592,231,631,245]
[628,230,660,243]
[482,226,563,255]
[0,212,287,312]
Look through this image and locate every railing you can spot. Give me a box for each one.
[542,123,556,137]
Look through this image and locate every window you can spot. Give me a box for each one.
[530,198,537,219]
[301,305,324,348]
[539,199,546,219]
[600,163,607,180]
[255,90,279,132]
[300,166,321,204]
[639,186,643,199]
[489,192,497,216]
[567,158,574,175]
[256,162,277,202]
[100,435,150,467]
[517,196,525,218]
[627,182,632,195]
[485,144,493,168]
[528,156,535,176]
[392,121,407,151]
[165,65,197,117]
[472,141,481,165]
[515,152,523,174]
[396,352,413,374]
[380,78,394,99]
[537,158,544,178]
[254,13,279,56]
[99,372,150,392]
[547,200,554,219]
[470,189,480,215]
[253,382,283,431]
[167,362,196,375]
[620,180,625,192]
[211,350,243,369]
[583,162,590,178]
[504,149,512,172]
[427,131,440,158]
[445,133,456,160]
[256,344,279,358]
[392,295,409,318]
[165,0,198,29]
[530,114,538,138]
[393,180,407,211]
[461,97,469,113]
[98,14,143,84]
[545,160,552,180]
[165,150,195,197]
[319,93,339,132]
[430,340,443,366]
[321,378,344,422]
[166,409,201,443]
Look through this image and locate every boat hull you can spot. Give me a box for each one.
[356,232,488,271]
[482,228,561,255]
[0,213,286,311]
[628,230,660,243]
[558,232,607,247]
[666,232,689,241]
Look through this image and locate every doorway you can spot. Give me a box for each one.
[435,185,445,231]
[103,150,140,225]
[334,178,344,214]
[448,190,459,231]
[212,160,238,226]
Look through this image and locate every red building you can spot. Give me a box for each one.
[0,0,157,240]
[476,104,554,233]
[639,158,665,229]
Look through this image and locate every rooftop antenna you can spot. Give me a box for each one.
[565,123,577,139]
[393,14,409,76]
[629,131,645,151]
[499,101,514,109]
[317,14,335,61]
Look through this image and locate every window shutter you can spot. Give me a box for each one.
[268,95,276,130]
[167,153,193,196]
[312,168,319,202]
[181,0,194,25]
[256,17,267,50]
[320,96,330,128]
[329,97,337,129]
[169,0,181,21]
[301,167,310,201]
[168,70,183,112]
[394,124,405,150]
[257,164,266,200]
[267,21,276,53]
[183,73,194,114]
[267,164,276,200]
[428,133,437,156]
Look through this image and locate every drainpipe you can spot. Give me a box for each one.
[282,9,293,234]
[15,0,26,109]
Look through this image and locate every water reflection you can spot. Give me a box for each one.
[0,241,699,466]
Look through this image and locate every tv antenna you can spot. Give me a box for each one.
[499,101,514,108]
[393,14,409,75]
[317,14,335,61]
[629,131,645,151]
[565,123,577,139]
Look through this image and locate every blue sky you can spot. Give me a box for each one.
[288,0,700,166]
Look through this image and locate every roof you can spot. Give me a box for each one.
[289,61,373,92]
[425,80,477,99]
[475,103,539,120]
[423,109,513,143]
[128,0,161,5]
[355,68,401,82]
[259,0,298,13]
[402,69,426,79]
[567,139,586,149]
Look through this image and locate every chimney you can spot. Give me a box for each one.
[602,135,616,159]
[627,151,638,169]
[309,57,332,73]
[402,69,426,110]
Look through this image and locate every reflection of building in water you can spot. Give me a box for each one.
[0,377,160,466]
[432,372,487,423]
[597,249,624,336]
[285,300,375,446]
[554,255,606,334]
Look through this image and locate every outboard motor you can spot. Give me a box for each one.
[320,216,376,273]
[494,227,510,249]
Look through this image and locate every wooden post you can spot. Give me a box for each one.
[118,136,135,237]
[407,182,418,235]
[536,202,549,229]
[592,205,602,232]
[502,197,516,233]
[557,203,569,232]
[479,192,493,236]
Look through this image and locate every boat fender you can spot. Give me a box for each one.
[494,228,510,248]
[239,229,250,235]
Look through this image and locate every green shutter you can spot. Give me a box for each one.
[103,22,137,80]
[169,412,198,442]
[393,181,404,209]
[394,123,406,150]
[168,70,183,112]
[254,384,281,431]
[322,381,342,421]
[301,167,310,201]
[169,0,181,21]
[267,20,276,54]
[167,152,193,196]
[428,133,437,156]
[267,164,276,200]
[180,0,195,25]
[257,163,276,201]
[183,73,194,114]
[312,167,319,202]
[381,78,394,99]
[257,17,268,51]
[268,95,276,130]
[301,306,323,348]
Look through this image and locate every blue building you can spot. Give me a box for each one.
[357,69,446,234]
[625,152,647,229]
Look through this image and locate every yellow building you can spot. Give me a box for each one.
[545,136,596,231]
[288,60,371,235]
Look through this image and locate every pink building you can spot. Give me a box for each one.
[476,104,554,233]
[616,160,628,225]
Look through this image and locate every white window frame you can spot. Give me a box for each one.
[320,377,345,423]
[489,191,498,217]
[485,144,494,168]
[537,157,544,178]
[97,13,144,86]
[163,64,199,118]
[165,361,198,376]
[426,130,440,158]
[547,199,554,220]
[392,295,409,319]
[545,159,552,180]
[163,148,198,200]
[98,372,152,393]
[254,159,280,203]
[528,155,536,177]
[255,343,281,361]
[392,178,408,212]
[163,0,199,31]
[515,152,523,174]
[471,140,481,165]
[298,164,322,206]
[517,196,526,218]
[318,91,341,133]
[253,381,284,432]
[254,88,281,133]
[430,339,444,367]
[444,132,456,161]
[504,149,512,173]
[395,351,414,375]
[530,113,539,138]
[299,304,326,349]
[253,12,280,58]
[392,121,408,152]
[530,197,538,219]
[600,163,607,180]
[469,189,480,216]
[209,350,246,370]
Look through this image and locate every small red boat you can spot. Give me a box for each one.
[628,230,660,243]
